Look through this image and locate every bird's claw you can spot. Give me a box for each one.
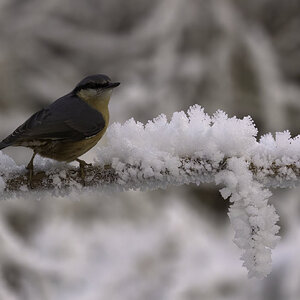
[26,153,36,189]
[26,165,34,189]
[76,159,92,184]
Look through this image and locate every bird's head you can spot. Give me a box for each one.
[74,74,120,103]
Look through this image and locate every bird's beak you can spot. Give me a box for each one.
[107,82,120,89]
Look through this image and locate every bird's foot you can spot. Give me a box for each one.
[26,152,36,189]
[76,159,92,183]
[26,162,34,189]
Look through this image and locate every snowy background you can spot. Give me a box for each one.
[0,0,300,299]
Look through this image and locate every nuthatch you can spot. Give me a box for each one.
[0,74,120,183]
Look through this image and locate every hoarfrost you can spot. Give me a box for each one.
[215,157,280,278]
[1,104,300,278]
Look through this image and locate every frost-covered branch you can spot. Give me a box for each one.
[216,158,280,278]
[2,156,300,193]
[1,104,300,278]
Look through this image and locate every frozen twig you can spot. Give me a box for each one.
[2,156,300,193]
[1,104,300,278]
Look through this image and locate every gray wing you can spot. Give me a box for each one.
[0,94,105,148]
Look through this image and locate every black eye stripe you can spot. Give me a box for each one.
[74,81,109,92]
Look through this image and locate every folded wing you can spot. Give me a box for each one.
[0,94,105,148]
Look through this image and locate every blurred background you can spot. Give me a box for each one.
[0,0,300,299]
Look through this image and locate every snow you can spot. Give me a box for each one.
[1,105,300,278]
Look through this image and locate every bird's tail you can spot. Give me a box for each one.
[0,141,10,150]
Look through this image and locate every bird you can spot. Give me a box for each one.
[0,74,120,185]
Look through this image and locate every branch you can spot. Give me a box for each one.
[1,104,300,278]
[3,157,300,193]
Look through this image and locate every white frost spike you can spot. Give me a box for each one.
[215,157,280,278]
